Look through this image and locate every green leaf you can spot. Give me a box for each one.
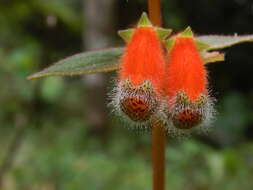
[197,34,253,51]
[27,48,124,80]
[202,51,225,64]
[195,40,210,51]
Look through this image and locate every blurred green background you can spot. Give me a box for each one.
[0,0,253,189]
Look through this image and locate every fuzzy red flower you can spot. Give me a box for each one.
[166,36,213,130]
[167,37,207,101]
[112,26,166,123]
[119,26,165,93]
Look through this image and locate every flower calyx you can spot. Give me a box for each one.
[118,12,172,42]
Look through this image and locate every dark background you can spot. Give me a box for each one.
[0,0,252,189]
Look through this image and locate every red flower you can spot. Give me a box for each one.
[167,37,207,101]
[112,26,166,123]
[166,36,214,130]
[119,26,165,93]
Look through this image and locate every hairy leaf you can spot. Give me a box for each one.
[197,34,253,51]
[202,51,225,64]
[27,48,124,80]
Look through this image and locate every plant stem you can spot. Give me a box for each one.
[148,0,162,26]
[152,121,166,190]
[148,0,166,190]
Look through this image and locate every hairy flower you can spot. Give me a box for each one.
[111,26,166,124]
[166,36,214,131]
[119,26,165,92]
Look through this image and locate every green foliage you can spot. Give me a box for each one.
[28,48,124,80]
[7,124,253,190]
[212,92,252,146]
[197,34,253,51]
[0,0,253,190]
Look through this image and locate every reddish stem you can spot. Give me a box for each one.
[148,0,166,190]
[152,122,166,190]
[148,0,162,26]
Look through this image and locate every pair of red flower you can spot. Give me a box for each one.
[112,13,214,134]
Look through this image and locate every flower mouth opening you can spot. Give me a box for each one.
[168,91,210,130]
[117,79,159,123]
[120,95,155,122]
[172,108,203,129]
